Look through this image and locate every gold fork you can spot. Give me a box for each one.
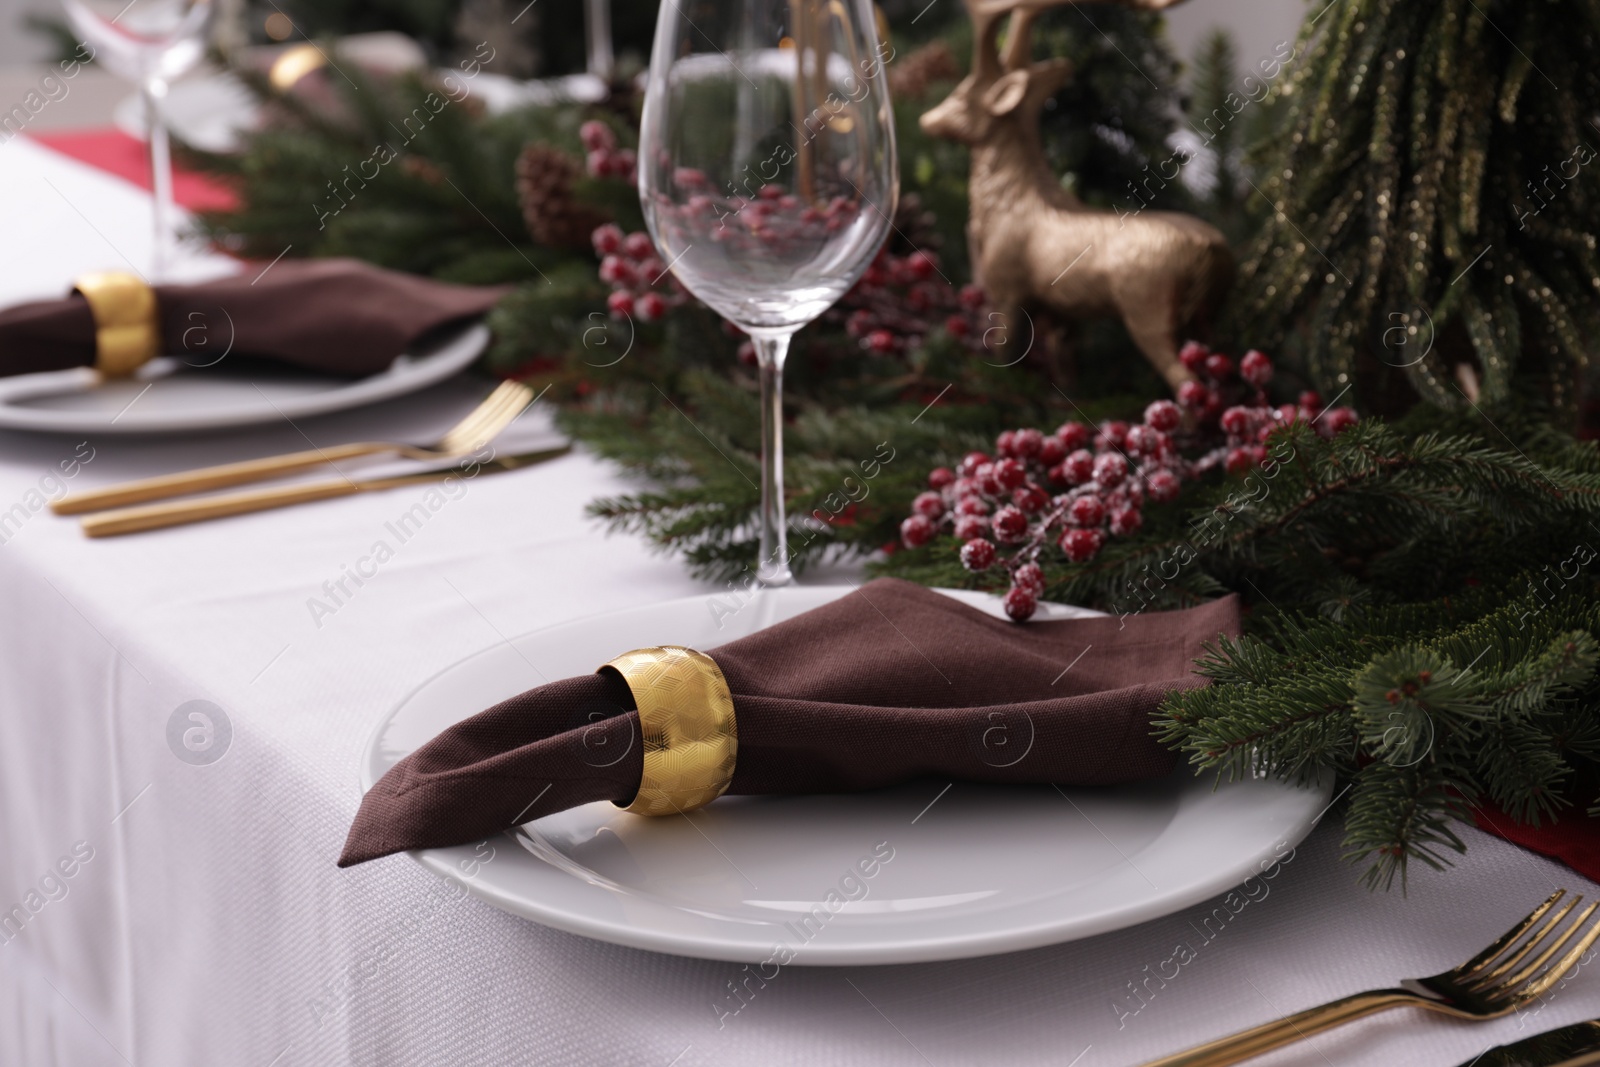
[52,380,536,515]
[1141,889,1600,1067]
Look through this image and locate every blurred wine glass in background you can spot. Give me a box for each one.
[61,0,216,280]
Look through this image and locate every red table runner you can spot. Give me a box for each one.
[30,128,237,213]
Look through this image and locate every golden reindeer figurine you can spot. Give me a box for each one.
[921,0,1232,389]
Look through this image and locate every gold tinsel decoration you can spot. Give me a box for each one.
[1232,0,1600,417]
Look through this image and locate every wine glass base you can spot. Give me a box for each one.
[756,562,794,587]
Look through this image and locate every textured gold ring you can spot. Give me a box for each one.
[600,645,737,816]
[73,271,159,378]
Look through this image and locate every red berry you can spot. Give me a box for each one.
[993,458,1027,490]
[1003,585,1037,622]
[928,467,956,490]
[579,119,616,152]
[912,491,945,519]
[1096,421,1129,451]
[905,250,938,280]
[945,315,970,338]
[599,255,635,286]
[1012,428,1044,458]
[586,150,613,177]
[1013,485,1049,513]
[1124,425,1159,456]
[636,292,668,321]
[866,329,897,355]
[1220,406,1254,439]
[959,451,990,477]
[1204,354,1234,381]
[1146,468,1181,503]
[953,515,987,541]
[1069,494,1106,527]
[606,290,634,317]
[1321,407,1360,436]
[591,223,624,256]
[955,496,990,517]
[1178,381,1211,410]
[995,430,1018,458]
[1178,340,1210,373]
[1061,449,1095,485]
[1014,562,1045,592]
[900,514,935,548]
[1144,400,1181,432]
[976,464,1003,496]
[992,505,1028,542]
[1240,350,1273,386]
[1059,527,1103,563]
[1298,390,1323,413]
[737,340,757,366]
[1109,505,1143,536]
[1037,437,1066,466]
[1055,421,1091,450]
[960,538,997,571]
[1093,453,1129,489]
[623,232,656,260]
[959,284,986,310]
[1225,447,1256,475]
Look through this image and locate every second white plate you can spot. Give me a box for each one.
[0,322,487,435]
[362,586,1332,965]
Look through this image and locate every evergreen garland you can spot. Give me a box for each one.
[1230,0,1600,416]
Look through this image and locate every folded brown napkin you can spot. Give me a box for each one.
[0,258,508,378]
[341,579,1240,866]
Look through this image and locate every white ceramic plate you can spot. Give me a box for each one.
[0,322,487,435]
[362,586,1332,965]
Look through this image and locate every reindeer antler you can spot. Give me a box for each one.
[961,0,1195,74]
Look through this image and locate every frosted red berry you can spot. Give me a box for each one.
[1204,353,1234,381]
[1069,494,1106,527]
[928,467,955,490]
[900,514,935,548]
[1144,400,1181,432]
[1178,340,1210,372]
[1003,585,1037,622]
[961,538,997,571]
[992,505,1028,541]
[1061,449,1095,485]
[1055,421,1091,450]
[1109,505,1143,536]
[1240,350,1273,386]
[953,515,987,542]
[1093,453,1129,489]
[1059,527,1103,563]
[912,491,945,519]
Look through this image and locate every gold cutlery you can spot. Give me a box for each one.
[1455,1019,1600,1067]
[79,446,570,537]
[1140,889,1600,1067]
[53,380,537,515]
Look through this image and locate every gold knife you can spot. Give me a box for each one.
[80,446,571,538]
[1453,1020,1600,1067]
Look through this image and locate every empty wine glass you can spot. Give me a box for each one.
[639,0,897,586]
[61,0,216,280]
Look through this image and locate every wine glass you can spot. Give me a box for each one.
[639,0,897,586]
[61,0,216,280]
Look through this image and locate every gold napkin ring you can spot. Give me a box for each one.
[73,271,159,378]
[600,645,737,816]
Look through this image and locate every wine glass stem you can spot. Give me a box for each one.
[143,79,173,282]
[751,330,793,586]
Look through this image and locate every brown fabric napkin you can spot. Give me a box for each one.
[0,258,508,378]
[339,578,1241,866]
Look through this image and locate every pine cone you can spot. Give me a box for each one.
[889,41,961,101]
[515,142,611,251]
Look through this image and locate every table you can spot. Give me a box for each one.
[1,133,1596,1067]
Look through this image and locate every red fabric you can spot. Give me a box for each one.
[30,129,238,212]
[1475,803,1600,884]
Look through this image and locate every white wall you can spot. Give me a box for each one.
[1165,0,1307,69]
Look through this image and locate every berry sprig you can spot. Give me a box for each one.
[898,345,1361,621]
[580,121,636,184]
[592,224,687,323]
[827,248,990,357]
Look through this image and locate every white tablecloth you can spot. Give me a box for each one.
[1,137,1596,1067]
